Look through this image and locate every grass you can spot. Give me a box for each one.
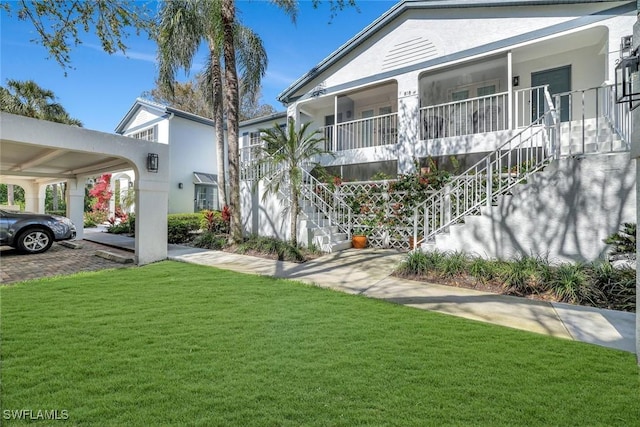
[1,262,639,426]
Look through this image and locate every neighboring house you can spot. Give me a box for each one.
[115,98,222,214]
[240,0,637,262]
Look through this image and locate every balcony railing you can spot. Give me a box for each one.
[321,113,398,152]
[420,92,508,140]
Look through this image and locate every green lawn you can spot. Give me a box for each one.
[1,261,638,426]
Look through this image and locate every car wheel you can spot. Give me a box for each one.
[16,228,53,254]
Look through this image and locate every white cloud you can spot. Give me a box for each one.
[82,43,157,63]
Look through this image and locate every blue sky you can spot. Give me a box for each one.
[1,0,397,133]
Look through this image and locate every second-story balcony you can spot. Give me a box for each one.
[320,112,398,152]
[420,92,509,140]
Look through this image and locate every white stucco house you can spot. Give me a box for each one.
[240,0,637,262]
[115,98,288,215]
[115,98,225,214]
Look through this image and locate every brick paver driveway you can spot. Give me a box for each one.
[0,240,135,285]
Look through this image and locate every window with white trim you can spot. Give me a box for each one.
[130,125,157,142]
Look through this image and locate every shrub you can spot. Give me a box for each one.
[201,210,229,234]
[168,213,202,244]
[192,231,227,250]
[396,249,447,276]
[603,223,636,255]
[548,263,593,304]
[236,236,305,262]
[441,251,469,278]
[590,262,635,311]
[468,256,498,284]
[394,250,636,312]
[499,254,546,296]
[84,210,108,228]
[107,213,135,235]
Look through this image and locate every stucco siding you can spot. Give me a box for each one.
[168,116,217,214]
[290,3,633,101]
[426,153,636,263]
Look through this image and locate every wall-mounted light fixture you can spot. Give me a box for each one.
[615,55,640,109]
[178,183,183,189]
[147,153,159,173]
[615,35,640,110]
[128,181,134,188]
[512,76,520,87]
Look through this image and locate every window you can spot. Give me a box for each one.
[130,126,157,141]
[477,85,496,97]
[452,90,469,102]
[250,131,261,146]
[194,184,219,212]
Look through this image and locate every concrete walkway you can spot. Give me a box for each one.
[84,230,636,354]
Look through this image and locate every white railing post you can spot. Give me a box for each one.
[485,158,492,208]
[413,208,418,250]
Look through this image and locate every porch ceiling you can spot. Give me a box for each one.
[515,26,607,63]
[0,139,131,184]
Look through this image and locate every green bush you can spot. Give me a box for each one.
[84,210,108,228]
[499,254,547,296]
[468,257,499,284]
[396,249,446,276]
[590,262,636,311]
[441,251,469,278]
[394,250,636,312]
[192,232,227,250]
[168,213,201,244]
[604,223,636,255]
[107,214,135,235]
[548,263,593,304]
[236,236,305,262]
[201,210,229,234]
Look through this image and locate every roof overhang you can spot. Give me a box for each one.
[1,112,168,184]
[277,0,633,104]
[114,98,215,134]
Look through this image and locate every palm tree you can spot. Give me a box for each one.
[0,79,82,126]
[258,119,328,247]
[221,0,300,243]
[156,0,268,213]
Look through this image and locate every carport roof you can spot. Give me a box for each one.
[1,112,149,184]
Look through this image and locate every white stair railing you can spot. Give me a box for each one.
[300,167,352,240]
[241,143,353,245]
[413,87,559,249]
[553,84,631,156]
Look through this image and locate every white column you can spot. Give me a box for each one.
[22,182,44,213]
[66,178,85,240]
[109,177,117,218]
[396,73,420,174]
[632,8,640,364]
[508,51,513,130]
[135,178,168,265]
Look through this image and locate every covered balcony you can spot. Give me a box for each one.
[297,81,398,153]
[417,26,614,158]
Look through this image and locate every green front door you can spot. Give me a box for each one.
[531,65,571,122]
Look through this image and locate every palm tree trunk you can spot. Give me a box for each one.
[210,47,227,208]
[222,0,242,243]
[290,170,299,247]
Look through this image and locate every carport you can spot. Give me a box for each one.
[0,112,169,265]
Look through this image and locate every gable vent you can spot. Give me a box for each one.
[382,37,437,71]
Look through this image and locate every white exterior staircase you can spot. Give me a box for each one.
[412,85,632,252]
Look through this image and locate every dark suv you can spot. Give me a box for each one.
[0,209,77,254]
